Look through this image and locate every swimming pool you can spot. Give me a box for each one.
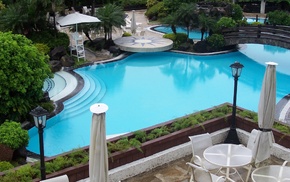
[152,26,206,40]
[152,17,265,40]
[27,44,290,157]
[246,17,266,24]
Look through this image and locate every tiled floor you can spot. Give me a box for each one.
[122,155,285,182]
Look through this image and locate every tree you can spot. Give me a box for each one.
[0,0,52,34]
[175,3,199,40]
[0,32,52,122]
[161,13,177,34]
[95,4,126,42]
[198,13,216,41]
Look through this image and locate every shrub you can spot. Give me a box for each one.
[28,31,70,50]
[206,34,225,51]
[122,32,132,37]
[0,164,38,181]
[34,43,50,55]
[0,161,14,172]
[237,19,248,26]
[216,17,237,32]
[118,0,147,8]
[231,4,243,21]
[163,33,187,49]
[146,0,159,8]
[267,10,290,26]
[251,22,262,26]
[145,2,165,20]
[0,121,29,150]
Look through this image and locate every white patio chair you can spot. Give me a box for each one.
[243,129,259,182]
[186,162,235,182]
[40,174,69,182]
[188,133,220,171]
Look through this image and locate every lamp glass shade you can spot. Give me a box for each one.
[30,106,49,128]
[230,61,244,77]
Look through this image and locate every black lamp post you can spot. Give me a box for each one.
[224,61,244,144]
[30,106,49,180]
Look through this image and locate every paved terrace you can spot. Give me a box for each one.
[77,129,289,182]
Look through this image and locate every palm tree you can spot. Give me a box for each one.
[96,4,126,42]
[175,3,199,40]
[0,0,56,34]
[161,13,177,34]
[198,13,216,41]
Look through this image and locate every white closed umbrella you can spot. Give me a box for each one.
[131,10,137,35]
[57,12,101,32]
[253,62,277,164]
[89,103,109,182]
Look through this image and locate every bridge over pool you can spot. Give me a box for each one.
[222,25,290,49]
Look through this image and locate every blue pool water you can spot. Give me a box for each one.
[152,26,206,40]
[246,17,266,24]
[153,18,265,40]
[27,44,290,157]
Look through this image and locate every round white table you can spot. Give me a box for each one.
[203,144,252,180]
[251,165,290,182]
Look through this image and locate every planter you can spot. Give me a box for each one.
[236,115,290,148]
[2,103,290,182]
[0,144,14,161]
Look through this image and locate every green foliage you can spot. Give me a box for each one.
[39,100,55,113]
[118,0,147,8]
[231,4,243,21]
[175,3,199,38]
[251,22,262,26]
[216,17,237,31]
[267,10,290,26]
[133,130,147,142]
[237,19,248,26]
[163,0,195,13]
[0,1,5,10]
[96,4,126,41]
[108,137,134,153]
[129,138,142,152]
[273,123,290,134]
[0,161,14,172]
[67,148,89,165]
[163,33,187,48]
[0,32,52,121]
[0,164,38,181]
[34,43,50,55]
[28,31,70,50]
[122,32,132,37]
[0,121,29,150]
[0,0,48,34]
[145,1,165,19]
[146,0,159,8]
[206,34,225,51]
[237,110,258,122]
[149,126,170,138]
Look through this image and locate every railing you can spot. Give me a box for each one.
[222,25,290,48]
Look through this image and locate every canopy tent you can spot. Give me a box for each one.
[253,62,278,164]
[57,12,101,32]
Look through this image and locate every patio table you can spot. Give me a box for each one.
[251,164,290,182]
[203,144,252,181]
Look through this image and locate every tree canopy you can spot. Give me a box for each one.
[0,32,52,122]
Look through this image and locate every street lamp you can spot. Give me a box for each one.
[224,61,244,144]
[30,106,49,180]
